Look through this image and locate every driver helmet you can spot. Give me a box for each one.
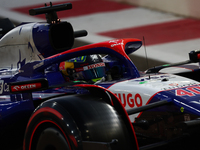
[60,55,106,82]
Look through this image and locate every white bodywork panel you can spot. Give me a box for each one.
[0,23,41,68]
[108,74,199,121]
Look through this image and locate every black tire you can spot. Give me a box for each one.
[23,103,81,150]
[50,94,138,150]
[24,94,138,150]
[36,127,70,150]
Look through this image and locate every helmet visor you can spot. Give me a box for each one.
[75,62,106,81]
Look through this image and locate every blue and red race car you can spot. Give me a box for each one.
[1,2,200,150]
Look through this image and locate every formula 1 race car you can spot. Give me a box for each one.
[1,2,200,150]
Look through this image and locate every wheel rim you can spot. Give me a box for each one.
[36,127,70,150]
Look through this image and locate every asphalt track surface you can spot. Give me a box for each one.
[1,0,200,70]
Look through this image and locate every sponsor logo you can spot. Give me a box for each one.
[59,62,65,70]
[75,63,105,72]
[109,40,124,47]
[162,82,197,90]
[115,93,143,108]
[0,81,10,94]
[4,82,9,92]
[11,83,41,92]
[169,83,179,86]
[84,62,105,70]
[111,42,124,47]
[0,80,4,94]
[175,85,200,97]
[75,67,84,72]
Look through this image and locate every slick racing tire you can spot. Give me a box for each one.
[23,99,80,150]
[24,94,138,150]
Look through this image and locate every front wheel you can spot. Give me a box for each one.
[36,127,70,150]
[24,94,138,150]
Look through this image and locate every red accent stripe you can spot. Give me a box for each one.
[46,39,138,61]
[12,0,135,19]
[98,19,200,45]
[26,107,69,150]
[29,120,72,150]
[106,87,139,149]
[75,84,139,149]
[27,107,63,129]
[136,84,200,119]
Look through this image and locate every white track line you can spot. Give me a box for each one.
[66,7,183,33]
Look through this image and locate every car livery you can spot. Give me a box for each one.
[106,74,200,121]
[1,2,200,150]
